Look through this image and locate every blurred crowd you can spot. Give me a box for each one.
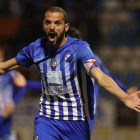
[0,0,140,49]
[0,0,140,87]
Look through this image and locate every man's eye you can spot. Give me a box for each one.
[56,22,61,25]
[45,21,50,24]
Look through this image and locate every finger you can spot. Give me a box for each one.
[135,90,140,95]
[134,108,140,113]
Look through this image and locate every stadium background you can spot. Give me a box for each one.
[0,0,140,139]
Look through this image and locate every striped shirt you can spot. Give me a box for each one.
[15,36,99,121]
[0,72,15,117]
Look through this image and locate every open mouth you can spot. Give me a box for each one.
[48,32,57,42]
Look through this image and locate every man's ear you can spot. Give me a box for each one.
[65,23,70,32]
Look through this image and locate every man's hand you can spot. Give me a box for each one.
[123,90,140,112]
[3,103,15,118]
[11,71,26,87]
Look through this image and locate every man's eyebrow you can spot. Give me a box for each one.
[44,19,50,22]
[55,20,61,22]
[44,19,62,22]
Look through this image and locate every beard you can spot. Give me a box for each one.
[44,28,65,47]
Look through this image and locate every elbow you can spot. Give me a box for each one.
[0,70,8,75]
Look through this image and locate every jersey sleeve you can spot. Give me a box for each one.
[95,54,109,74]
[13,87,27,104]
[77,42,99,74]
[15,43,34,68]
[26,81,42,90]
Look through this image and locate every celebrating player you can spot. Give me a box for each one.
[0,7,140,140]
[11,27,138,133]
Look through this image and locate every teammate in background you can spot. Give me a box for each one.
[0,48,27,140]
[11,27,138,133]
[0,7,140,140]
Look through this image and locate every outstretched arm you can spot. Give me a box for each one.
[89,67,140,112]
[95,54,138,94]
[11,71,42,90]
[97,58,138,95]
[13,87,27,104]
[0,58,21,75]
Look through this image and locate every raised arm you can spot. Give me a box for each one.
[0,58,21,75]
[89,67,140,112]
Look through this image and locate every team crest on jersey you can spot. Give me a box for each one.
[34,134,38,140]
[50,58,57,68]
[65,55,73,62]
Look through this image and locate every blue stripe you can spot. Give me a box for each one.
[36,62,47,115]
[77,61,86,120]
[91,65,99,70]
[46,58,55,117]
[39,61,47,115]
[36,64,45,92]
[52,54,64,119]
[59,54,68,120]
[69,55,82,120]
[86,75,94,119]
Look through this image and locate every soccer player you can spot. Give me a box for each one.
[11,27,138,133]
[0,7,140,140]
[0,48,27,140]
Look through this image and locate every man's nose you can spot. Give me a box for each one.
[50,23,55,30]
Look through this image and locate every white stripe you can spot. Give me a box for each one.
[38,62,44,115]
[45,59,52,116]
[54,54,60,119]
[39,95,43,115]
[92,78,97,116]
[65,58,80,120]
[63,58,71,120]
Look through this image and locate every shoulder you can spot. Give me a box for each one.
[22,37,45,56]
[68,37,90,49]
[28,37,46,49]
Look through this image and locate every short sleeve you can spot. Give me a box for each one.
[94,54,109,74]
[77,41,99,74]
[15,44,34,68]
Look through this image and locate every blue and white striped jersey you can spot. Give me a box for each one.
[0,72,15,117]
[15,36,99,121]
[0,71,27,139]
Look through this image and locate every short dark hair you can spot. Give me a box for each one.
[46,6,68,23]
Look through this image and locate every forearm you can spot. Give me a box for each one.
[112,77,127,92]
[0,58,20,75]
[90,68,127,102]
[98,74,127,101]
[13,87,27,104]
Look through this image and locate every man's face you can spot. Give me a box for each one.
[43,11,69,46]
